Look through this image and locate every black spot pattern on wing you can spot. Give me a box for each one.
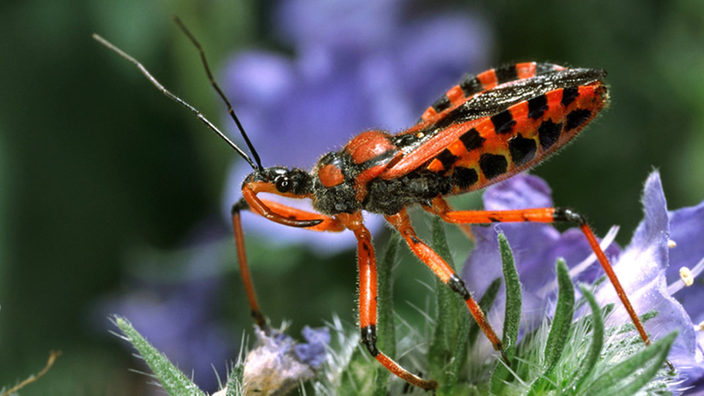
[561,86,579,107]
[495,65,518,84]
[508,134,537,166]
[565,109,592,131]
[436,149,459,171]
[459,128,485,151]
[538,120,563,150]
[460,75,483,97]
[527,94,548,120]
[453,167,479,190]
[431,94,451,113]
[479,154,508,180]
[491,110,516,134]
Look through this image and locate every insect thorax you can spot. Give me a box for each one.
[311,129,454,216]
[363,170,453,215]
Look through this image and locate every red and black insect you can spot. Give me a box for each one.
[95,20,652,392]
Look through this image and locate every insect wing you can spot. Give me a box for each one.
[419,62,565,123]
[383,66,607,181]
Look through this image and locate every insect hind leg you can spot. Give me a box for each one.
[430,197,651,348]
[384,208,508,363]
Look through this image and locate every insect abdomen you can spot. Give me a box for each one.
[426,81,608,194]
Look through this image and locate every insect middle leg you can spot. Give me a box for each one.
[384,208,508,362]
[426,196,651,347]
[336,212,439,391]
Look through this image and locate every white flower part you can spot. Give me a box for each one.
[680,266,694,287]
[668,256,704,295]
[696,321,704,332]
[242,327,315,396]
[211,389,227,396]
[668,239,677,248]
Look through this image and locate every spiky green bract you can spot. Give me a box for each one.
[586,331,677,396]
[225,361,244,396]
[572,285,604,390]
[337,234,401,396]
[527,259,574,394]
[544,259,575,371]
[429,217,471,395]
[490,232,522,394]
[115,316,206,396]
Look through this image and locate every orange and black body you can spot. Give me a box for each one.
[244,63,607,218]
[235,62,650,390]
[97,27,652,392]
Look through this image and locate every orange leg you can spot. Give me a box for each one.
[337,212,439,391]
[423,197,475,241]
[384,208,507,362]
[430,197,651,347]
[230,198,345,331]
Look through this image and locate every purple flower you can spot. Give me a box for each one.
[595,172,704,389]
[242,326,330,394]
[461,172,704,391]
[294,326,331,369]
[221,0,492,253]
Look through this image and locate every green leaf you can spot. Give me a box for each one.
[587,331,677,395]
[467,277,502,348]
[115,316,206,396]
[573,285,604,392]
[490,232,522,394]
[527,259,574,394]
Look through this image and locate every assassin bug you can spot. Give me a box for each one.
[94,19,654,392]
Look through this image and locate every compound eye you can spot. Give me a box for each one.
[274,175,291,193]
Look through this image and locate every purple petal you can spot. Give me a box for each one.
[275,0,403,54]
[667,199,704,312]
[244,328,315,394]
[293,326,330,369]
[600,172,670,306]
[223,51,296,107]
[483,173,554,210]
[597,171,702,383]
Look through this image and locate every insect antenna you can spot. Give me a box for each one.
[91,33,260,171]
[173,16,263,171]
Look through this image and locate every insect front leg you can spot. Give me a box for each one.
[230,198,345,331]
[336,212,439,392]
[384,208,508,363]
[429,197,652,347]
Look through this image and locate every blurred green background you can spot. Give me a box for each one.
[1,0,703,394]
